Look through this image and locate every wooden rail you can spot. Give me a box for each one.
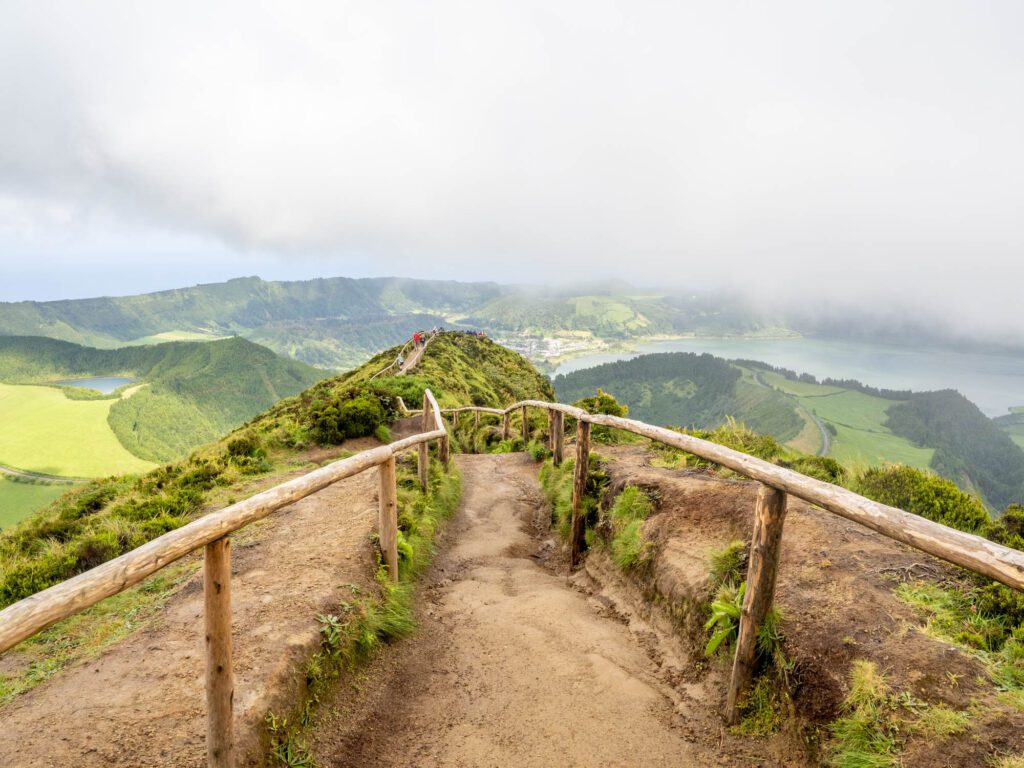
[443,398,1024,722]
[0,390,449,767]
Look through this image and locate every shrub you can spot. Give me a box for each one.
[855,465,990,534]
[573,389,632,443]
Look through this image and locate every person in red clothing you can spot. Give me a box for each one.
[413,332,422,345]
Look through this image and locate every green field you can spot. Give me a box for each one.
[0,383,156,477]
[0,477,68,529]
[761,372,934,470]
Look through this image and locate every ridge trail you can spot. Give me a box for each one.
[309,453,733,767]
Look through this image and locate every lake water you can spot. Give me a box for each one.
[54,376,137,394]
[553,338,1024,418]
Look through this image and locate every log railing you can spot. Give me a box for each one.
[440,398,1024,722]
[0,390,449,767]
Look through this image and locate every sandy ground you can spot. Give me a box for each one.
[0,465,381,768]
[309,453,762,767]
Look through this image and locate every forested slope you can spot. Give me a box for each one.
[553,352,803,440]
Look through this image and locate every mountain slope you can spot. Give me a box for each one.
[553,352,803,441]
[0,336,327,463]
[554,351,1024,510]
[0,276,777,369]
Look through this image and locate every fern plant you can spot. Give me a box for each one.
[705,582,745,656]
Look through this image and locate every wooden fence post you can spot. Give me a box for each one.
[726,484,788,723]
[502,411,511,441]
[439,432,450,470]
[474,410,480,428]
[452,411,459,428]
[521,405,529,443]
[204,537,233,768]
[418,394,429,491]
[378,456,399,583]
[570,419,591,568]
[552,411,564,467]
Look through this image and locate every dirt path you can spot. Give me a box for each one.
[310,454,731,767]
[0,464,382,768]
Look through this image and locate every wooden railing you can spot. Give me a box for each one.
[441,399,1024,722]
[0,390,450,767]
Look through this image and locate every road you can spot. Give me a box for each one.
[750,371,830,457]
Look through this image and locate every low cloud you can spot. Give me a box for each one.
[0,1,1022,341]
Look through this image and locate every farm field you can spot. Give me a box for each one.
[0,383,156,477]
[760,372,934,470]
[0,478,68,529]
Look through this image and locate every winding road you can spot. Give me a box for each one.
[750,371,830,457]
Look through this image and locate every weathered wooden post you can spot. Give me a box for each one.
[452,411,460,428]
[570,419,591,567]
[418,394,429,491]
[726,484,788,723]
[552,411,564,467]
[521,405,529,442]
[474,410,480,428]
[502,411,511,441]
[204,537,233,768]
[439,430,450,470]
[378,456,399,583]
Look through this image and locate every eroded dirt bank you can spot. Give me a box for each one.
[0,462,381,768]
[309,453,771,767]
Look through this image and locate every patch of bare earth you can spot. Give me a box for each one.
[596,444,1024,764]
[0,451,387,768]
[308,453,777,767]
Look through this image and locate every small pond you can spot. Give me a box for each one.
[53,376,137,394]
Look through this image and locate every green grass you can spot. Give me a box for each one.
[608,487,654,569]
[0,478,70,529]
[760,372,934,470]
[0,383,156,477]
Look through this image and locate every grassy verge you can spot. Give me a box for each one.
[0,560,195,704]
[266,456,461,767]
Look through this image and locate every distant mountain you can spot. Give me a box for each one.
[0,276,505,369]
[0,336,327,462]
[0,276,775,369]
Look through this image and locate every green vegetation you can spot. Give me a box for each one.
[828,661,900,767]
[896,581,1024,699]
[554,353,803,442]
[344,332,554,409]
[0,382,155,477]
[0,478,70,529]
[827,660,975,767]
[886,390,1024,511]
[0,335,327,464]
[607,487,654,569]
[761,371,934,470]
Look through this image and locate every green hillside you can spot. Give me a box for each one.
[555,352,1024,509]
[0,276,502,368]
[0,276,777,369]
[342,332,555,408]
[553,352,803,442]
[0,336,327,464]
[996,407,1024,450]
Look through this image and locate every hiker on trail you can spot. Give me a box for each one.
[397,353,405,367]
[413,332,422,345]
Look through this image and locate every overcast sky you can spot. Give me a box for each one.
[0,1,1021,339]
